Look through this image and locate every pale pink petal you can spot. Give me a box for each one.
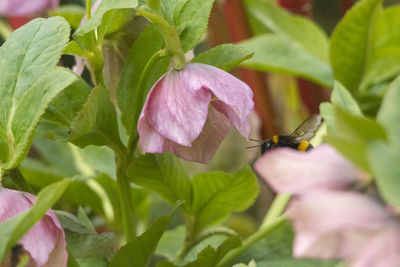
[288,192,390,259]
[348,223,400,267]
[145,70,211,146]
[72,56,85,76]
[164,106,232,163]
[138,113,166,153]
[254,145,362,194]
[0,0,59,16]
[0,188,67,267]
[184,63,253,137]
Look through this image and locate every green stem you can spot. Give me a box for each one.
[176,214,195,260]
[136,8,186,69]
[260,193,291,229]
[116,158,136,242]
[0,19,11,40]
[216,216,287,267]
[86,0,92,20]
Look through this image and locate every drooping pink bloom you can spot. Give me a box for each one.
[0,0,59,17]
[0,188,67,267]
[138,63,254,163]
[254,144,400,267]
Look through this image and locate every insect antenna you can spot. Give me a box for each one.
[249,138,262,143]
[246,144,262,149]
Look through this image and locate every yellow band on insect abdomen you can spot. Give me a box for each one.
[297,140,309,151]
[272,135,279,144]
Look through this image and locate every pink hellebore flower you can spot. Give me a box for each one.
[0,188,67,267]
[0,0,59,16]
[254,144,400,267]
[138,63,254,163]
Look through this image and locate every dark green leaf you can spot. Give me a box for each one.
[240,34,333,87]
[191,44,253,71]
[69,85,123,151]
[330,0,382,92]
[191,166,258,235]
[110,203,182,267]
[126,152,192,211]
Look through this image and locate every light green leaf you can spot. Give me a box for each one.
[126,152,191,211]
[244,0,329,62]
[191,44,253,71]
[155,225,186,260]
[240,34,333,87]
[63,41,93,58]
[110,203,181,267]
[0,179,71,262]
[191,166,258,235]
[322,106,385,172]
[330,81,362,116]
[368,142,400,208]
[117,24,170,137]
[69,85,123,151]
[50,4,86,29]
[377,75,400,146]
[173,0,215,52]
[0,17,73,169]
[330,0,382,92]
[73,0,138,49]
[361,6,400,90]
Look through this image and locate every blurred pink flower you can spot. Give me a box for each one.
[0,188,67,267]
[138,63,254,163]
[0,0,59,16]
[254,144,400,267]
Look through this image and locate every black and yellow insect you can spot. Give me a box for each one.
[249,114,322,154]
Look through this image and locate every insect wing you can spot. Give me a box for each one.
[290,114,322,141]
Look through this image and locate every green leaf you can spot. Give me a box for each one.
[191,166,258,235]
[240,34,333,87]
[330,0,382,92]
[377,75,400,146]
[361,6,400,90]
[126,153,192,211]
[368,142,400,208]
[173,0,215,52]
[117,24,170,137]
[244,0,329,62]
[191,44,253,71]
[0,179,71,262]
[322,106,385,172]
[56,209,115,259]
[110,203,181,267]
[73,0,138,49]
[184,235,241,267]
[232,222,293,264]
[45,76,91,127]
[330,81,362,116]
[50,4,86,29]
[63,41,93,58]
[69,85,123,151]
[155,225,186,260]
[0,17,73,169]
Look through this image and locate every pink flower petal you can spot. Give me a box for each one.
[254,144,362,194]
[145,69,212,146]
[185,63,253,137]
[288,192,390,260]
[0,0,59,16]
[164,106,232,163]
[138,112,166,153]
[0,188,67,267]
